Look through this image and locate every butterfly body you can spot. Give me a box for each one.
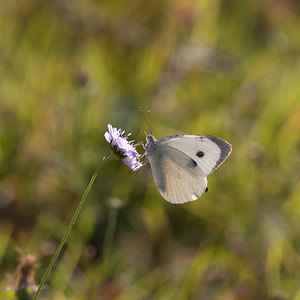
[145,134,232,204]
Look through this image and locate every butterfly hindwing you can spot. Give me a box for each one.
[147,144,208,204]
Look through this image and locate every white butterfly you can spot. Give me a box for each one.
[145,134,232,204]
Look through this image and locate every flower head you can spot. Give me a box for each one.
[4,247,38,296]
[105,124,142,171]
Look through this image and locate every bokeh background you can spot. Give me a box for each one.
[1,0,300,299]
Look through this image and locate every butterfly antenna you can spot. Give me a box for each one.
[147,110,153,134]
[139,106,151,134]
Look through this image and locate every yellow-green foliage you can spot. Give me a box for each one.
[1,0,300,299]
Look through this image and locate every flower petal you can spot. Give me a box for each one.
[104,124,142,171]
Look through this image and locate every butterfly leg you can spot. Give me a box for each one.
[134,160,148,176]
[134,141,144,147]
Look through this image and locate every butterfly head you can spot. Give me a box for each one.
[145,134,157,155]
[146,134,156,144]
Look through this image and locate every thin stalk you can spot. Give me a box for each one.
[101,206,119,278]
[33,154,115,300]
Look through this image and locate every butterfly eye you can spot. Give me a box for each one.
[196,151,204,158]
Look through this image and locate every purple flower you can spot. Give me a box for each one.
[105,124,142,171]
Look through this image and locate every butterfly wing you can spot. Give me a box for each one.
[147,144,208,204]
[157,135,232,176]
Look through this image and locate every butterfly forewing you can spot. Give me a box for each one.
[158,135,232,176]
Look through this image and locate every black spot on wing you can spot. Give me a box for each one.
[196,151,204,158]
[207,136,232,171]
[205,187,208,193]
[187,159,197,169]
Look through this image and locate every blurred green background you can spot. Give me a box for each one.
[1,0,300,299]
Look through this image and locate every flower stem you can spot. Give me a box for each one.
[101,205,119,278]
[33,154,115,300]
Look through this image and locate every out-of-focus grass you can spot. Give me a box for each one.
[1,0,300,299]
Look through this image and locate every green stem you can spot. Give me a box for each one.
[33,153,115,300]
[101,206,118,278]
